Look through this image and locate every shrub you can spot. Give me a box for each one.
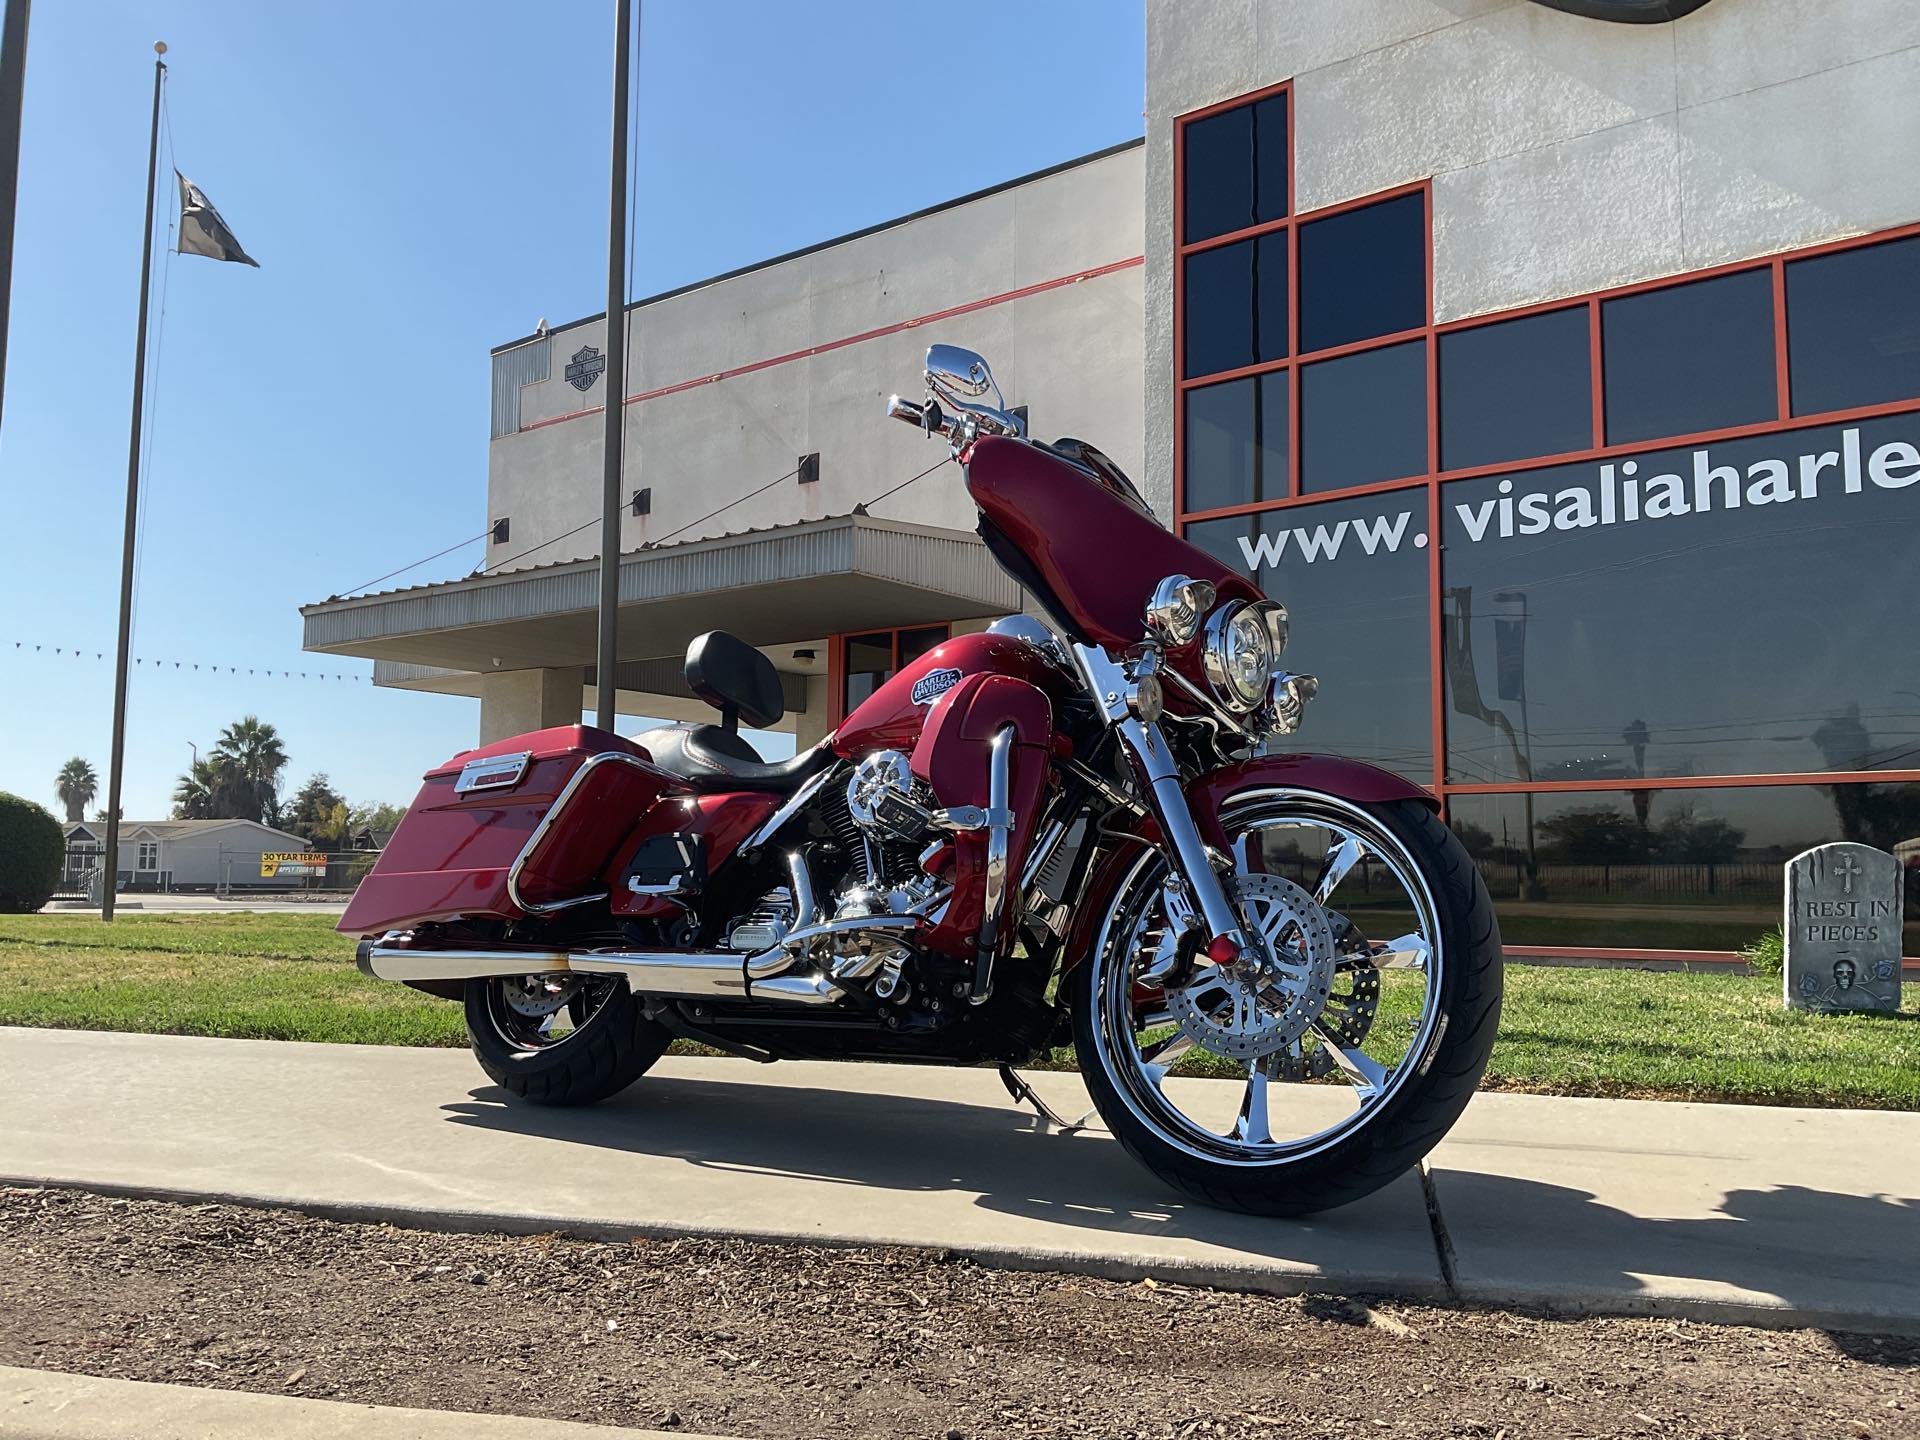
[0,791,64,913]
[1741,927,1784,980]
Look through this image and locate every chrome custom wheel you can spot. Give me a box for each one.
[1072,792,1501,1214]
[464,973,670,1107]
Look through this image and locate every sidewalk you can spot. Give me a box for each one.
[1,1028,1914,1333]
[0,1365,702,1440]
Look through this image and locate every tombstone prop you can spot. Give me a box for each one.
[1782,842,1904,1014]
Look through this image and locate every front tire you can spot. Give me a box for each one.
[464,975,671,1107]
[1072,794,1501,1216]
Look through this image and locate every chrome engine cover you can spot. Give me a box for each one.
[845,750,933,843]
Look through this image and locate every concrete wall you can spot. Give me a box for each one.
[478,666,587,746]
[1143,0,1920,514]
[487,144,1146,574]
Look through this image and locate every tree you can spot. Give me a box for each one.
[0,792,64,913]
[172,758,221,820]
[54,758,98,823]
[1650,805,1744,863]
[1535,807,1647,864]
[213,716,288,824]
[285,774,348,847]
[347,801,406,849]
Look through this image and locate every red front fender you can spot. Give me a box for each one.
[1060,752,1435,967]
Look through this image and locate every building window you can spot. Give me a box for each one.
[1786,234,1920,417]
[1439,307,1593,471]
[1297,191,1426,355]
[1182,90,1288,244]
[1183,374,1288,513]
[136,841,158,871]
[1449,784,1920,955]
[1438,412,1920,786]
[1185,492,1432,779]
[1299,340,1427,493]
[1183,231,1288,378]
[1602,270,1776,445]
[838,624,950,717]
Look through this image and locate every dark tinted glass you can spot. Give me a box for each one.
[1299,340,1427,492]
[843,633,892,712]
[1183,375,1288,512]
[899,627,947,667]
[1439,307,1593,470]
[1182,92,1288,244]
[1787,235,1920,416]
[1298,192,1425,354]
[1450,785,1920,955]
[1440,412,1920,784]
[1183,231,1288,378]
[1602,271,1776,444]
[1186,491,1432,779]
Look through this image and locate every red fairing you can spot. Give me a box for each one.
[609,789,783,919]
[1058,753,1437,972]
[965,436,1261,648]
[908,673,1053,962]
[832,629,1072,759]
[339,726,673,937]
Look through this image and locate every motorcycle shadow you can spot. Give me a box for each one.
[439,1068,1413,1252]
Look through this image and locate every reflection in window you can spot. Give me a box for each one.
[1297,191,1425,354]
[1184,375,1288,512]
[1439,413,1920,785]
[1183,231,1288,379]
[1186,491,1432,780]
[1183,92,1288,245]
[1603,271,1776,444]
[1787,235,1920,417]
[1300,340,1427,492]
[1439,307,1592,471]
[841,625,952,715]
[1448,785,1920,953]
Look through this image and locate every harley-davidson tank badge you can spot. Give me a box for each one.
[911,667,963,705]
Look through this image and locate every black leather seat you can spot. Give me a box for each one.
[632,630,834,792]
[634,723,835,792]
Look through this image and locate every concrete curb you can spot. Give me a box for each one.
[0,1365,711,1440]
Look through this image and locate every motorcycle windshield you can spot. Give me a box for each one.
[966,435,1260,649]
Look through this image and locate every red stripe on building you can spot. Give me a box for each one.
[519,255,1147,435]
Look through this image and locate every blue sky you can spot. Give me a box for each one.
[0,1,1144,821]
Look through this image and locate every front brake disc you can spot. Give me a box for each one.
[1162,872,1336,1061]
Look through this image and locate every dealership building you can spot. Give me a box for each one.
[303,0,1919,959]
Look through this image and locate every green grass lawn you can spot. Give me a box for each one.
[1,912,1914,1108]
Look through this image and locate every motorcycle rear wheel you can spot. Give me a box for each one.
[464,975,670,1107]
[1071,793,1501,1216]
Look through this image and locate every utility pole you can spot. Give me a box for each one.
[0,0,32,435]
[593,0,633,731]
[101,41,166,921]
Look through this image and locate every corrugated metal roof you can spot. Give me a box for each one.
[300,513,1020,654]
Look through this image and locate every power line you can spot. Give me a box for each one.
[335,529,492,598]
[855,456,950,514]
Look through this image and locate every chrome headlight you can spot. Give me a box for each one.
[1202,601,1276,713]
[1144,574,1216,646]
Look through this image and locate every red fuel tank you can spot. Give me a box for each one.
[831,629,1073,758]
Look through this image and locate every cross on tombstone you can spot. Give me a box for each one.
[1782,842,1905,1014]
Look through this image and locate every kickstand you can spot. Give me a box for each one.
[998,1064,1096,1135]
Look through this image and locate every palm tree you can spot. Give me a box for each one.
[171,759,220,820]
[212,716,289,824]
[55,758,98,823]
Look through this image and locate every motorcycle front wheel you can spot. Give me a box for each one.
[1071,790,1501,1216]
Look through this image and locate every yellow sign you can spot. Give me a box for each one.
[260,852,328,878]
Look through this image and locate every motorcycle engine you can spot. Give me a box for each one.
[833,750,947,919]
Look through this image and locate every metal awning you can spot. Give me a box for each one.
[300,513,1023,671]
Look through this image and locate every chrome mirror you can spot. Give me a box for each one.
[926,344,1000,405]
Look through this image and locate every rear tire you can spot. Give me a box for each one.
[464,977,671,1107]
[1072,796,1501,1216]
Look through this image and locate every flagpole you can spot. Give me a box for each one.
[593,0,631,732]
[101,40,166,922]
[0,0,31,437]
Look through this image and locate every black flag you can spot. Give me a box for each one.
[176,172,258,266]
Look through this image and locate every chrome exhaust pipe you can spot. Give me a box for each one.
[358,939,842,1006]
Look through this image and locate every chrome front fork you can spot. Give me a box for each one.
[1115,715,1249,955]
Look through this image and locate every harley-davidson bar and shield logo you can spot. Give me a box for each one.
[564,345,607,393]
[911,668,963,706]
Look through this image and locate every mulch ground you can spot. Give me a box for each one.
[0,1187,1913,1439]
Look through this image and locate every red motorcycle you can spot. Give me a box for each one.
[347,345,1502,1215]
